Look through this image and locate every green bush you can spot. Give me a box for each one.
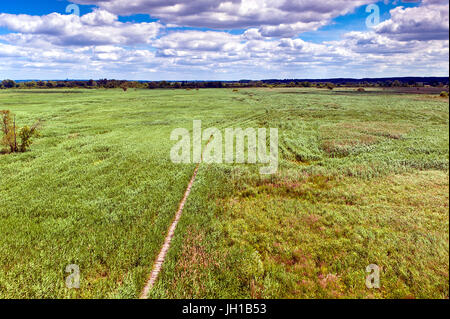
[0,110,40,153]
[440,91,449,98]
[18,125,40,152]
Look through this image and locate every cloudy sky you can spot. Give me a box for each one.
[0,0,448,80]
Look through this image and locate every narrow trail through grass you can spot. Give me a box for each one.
[140,161,202,299]
[140,110,266,298]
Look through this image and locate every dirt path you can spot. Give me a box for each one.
[140,160,206,298]
[140,118,254,298]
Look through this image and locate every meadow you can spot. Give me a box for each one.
[0,87,448,299]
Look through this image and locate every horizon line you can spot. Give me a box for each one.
[10,76,450,82]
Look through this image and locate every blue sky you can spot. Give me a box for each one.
[0,0,447,80]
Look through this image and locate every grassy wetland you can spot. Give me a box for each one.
[0,87,448,299]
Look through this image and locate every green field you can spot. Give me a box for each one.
[0,88,448,299]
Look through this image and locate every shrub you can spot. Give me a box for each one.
[357,88,365,92]
[326,83,335,90]
[0,110,16,152]
[18,124,40,152]
[440,91,449,98]
[0,110,40,154]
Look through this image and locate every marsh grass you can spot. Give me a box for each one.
[0,88,448,298]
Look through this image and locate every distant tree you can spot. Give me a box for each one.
[301,81,312,87]
[204,81,223,88]
[87,79,97,87]
[326,83,335,90]
[127,81,140,88]
[147,82,158,89]
[105,80,118,88]
[391,80,402,87]
[97,79,108,87]
[120,82,128,92]
[159,81,169,88]
[1,79,16,89]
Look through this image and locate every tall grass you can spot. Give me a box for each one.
[0,88,448,298]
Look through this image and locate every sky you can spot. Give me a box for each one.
[0,0,448,80]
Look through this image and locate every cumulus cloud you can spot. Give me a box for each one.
[374,0,449,41]
[0,1,448,79]
[155,31,242,52]
[0,9,162,46]
[0,43,24,58]
[1,34,448,80]
[149,28,448,77]
[72,0,375,37]
[330,31,449,59]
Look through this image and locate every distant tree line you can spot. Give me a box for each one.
[1,78,449,90]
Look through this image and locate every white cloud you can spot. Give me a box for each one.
[374,1,449,41]
[0,9,162,46]
[0,1,448,80]
[0,43,24,58]
[72,0,375,38]
[327,31,449,75]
